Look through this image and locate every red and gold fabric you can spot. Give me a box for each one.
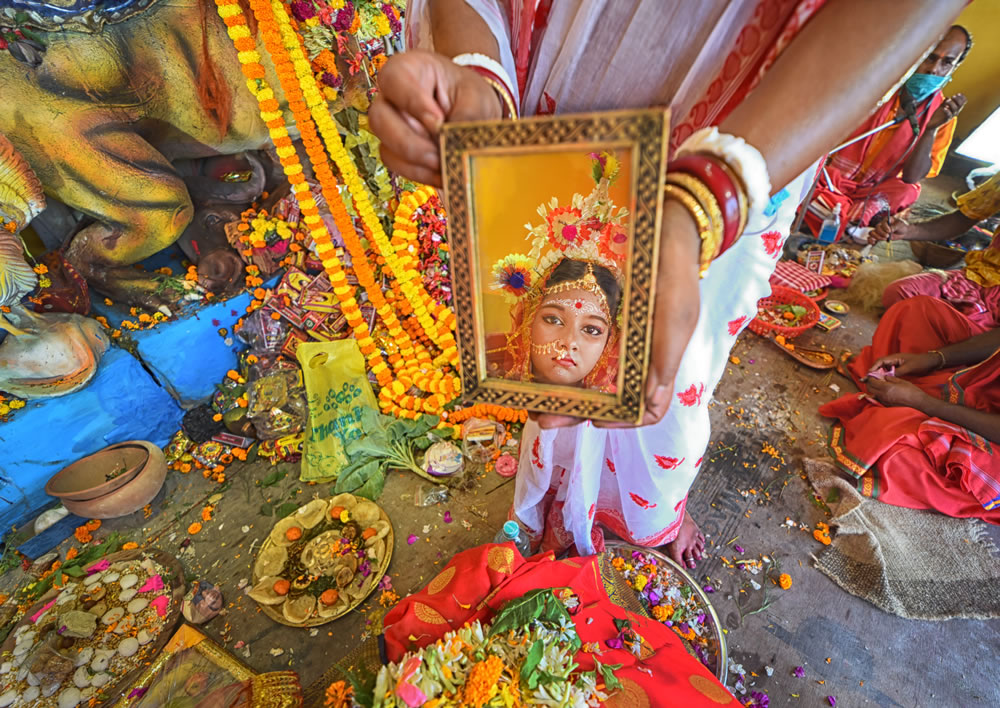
[382,543,739,707]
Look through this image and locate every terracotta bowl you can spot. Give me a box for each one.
[45,441,150,501]
[59,441,168,519]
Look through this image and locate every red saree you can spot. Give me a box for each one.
[383,543,738,707]
[820,297,1000,521]
[805,91,951,240]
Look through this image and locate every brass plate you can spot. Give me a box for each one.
[251,497,394,628]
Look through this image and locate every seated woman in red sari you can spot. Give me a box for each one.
[804,26,971,240]
[821,296,1000,522]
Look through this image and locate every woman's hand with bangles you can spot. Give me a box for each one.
[865,351,942,379]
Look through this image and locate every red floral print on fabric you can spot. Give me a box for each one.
[629,493,657,510]
[654,455,685,470]
[532,437,543,469]
[728,316,748,336]
[537,91,557,116]
[606,458,616,475]
[588,504,596,520]
[761,230,783,258]
[695,456,704,468]
[674,496,687,512]
[677,383,705,407]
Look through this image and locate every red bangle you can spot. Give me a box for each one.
[671,154,746,254]
[463,66,518,119]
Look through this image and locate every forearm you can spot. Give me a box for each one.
[903,209,978,242]
[721,0,964,191]
[937,328,1000,368]
[429,0,501,60]
[920,398,1000,444]
[900,130,936,184]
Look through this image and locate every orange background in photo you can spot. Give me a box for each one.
[470,148,633,336]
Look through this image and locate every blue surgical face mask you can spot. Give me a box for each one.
[904,72,951,103]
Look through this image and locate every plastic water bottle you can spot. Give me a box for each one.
[817,203,841,243]
[494,520,531,557]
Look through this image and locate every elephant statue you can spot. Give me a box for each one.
[0,0,278,308]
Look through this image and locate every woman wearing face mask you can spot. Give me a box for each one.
[486,156,623,392]
[805,25,972,241]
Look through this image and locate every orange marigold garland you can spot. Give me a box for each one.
[216,0,468,418]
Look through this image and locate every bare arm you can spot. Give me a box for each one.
[429,0,501,59]
[900,128,937,183]
[937,328,1000,369]
[721,0,966,191]
[903,209,978,241]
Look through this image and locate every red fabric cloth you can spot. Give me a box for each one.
[820,297,1000,521]
[382,543,738,707]
[883,272,1000,332]
[805,90,944,239]
[769,260,832,293]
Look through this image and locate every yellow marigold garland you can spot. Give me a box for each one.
[217,0,463,418]
[267,0,458,362]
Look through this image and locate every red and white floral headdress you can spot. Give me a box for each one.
[490,152,629,315]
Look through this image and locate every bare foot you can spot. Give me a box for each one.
[664,511,705,570]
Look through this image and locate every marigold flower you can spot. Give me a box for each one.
[187,522,202,535]
[65,547,79,561]
[778,573,793,590]
[122,542,139,551]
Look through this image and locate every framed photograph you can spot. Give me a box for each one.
[117,624,256,707]
[441,109,669,423]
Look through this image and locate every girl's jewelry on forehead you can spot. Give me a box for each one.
[542,298,607,319]
[544,263,611,318]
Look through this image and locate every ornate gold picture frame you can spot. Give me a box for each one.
[441,109,669,423]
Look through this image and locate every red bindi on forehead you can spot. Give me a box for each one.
[575,301,582,309]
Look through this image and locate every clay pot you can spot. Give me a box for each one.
[56,441,168,519]
[45,442,148,501]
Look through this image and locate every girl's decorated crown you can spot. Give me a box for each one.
[490,152,629,306]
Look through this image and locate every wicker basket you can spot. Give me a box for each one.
[749,285,821,338]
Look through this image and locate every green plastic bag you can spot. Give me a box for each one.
[296,339,379,483]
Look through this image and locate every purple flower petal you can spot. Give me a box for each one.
[793,666,805,678]
[443,511,453,524]
[734,544,745,554]
[827,698,836,707]
[407,534,418,545]
[647,591,660,605]
[605,637,624,650]
[703,585,715,593]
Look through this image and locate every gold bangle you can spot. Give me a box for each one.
[666,174,724,270]
[664,184,717,279]
[712,156,750,239]
[666,173,724,253]
[479,76,519,121]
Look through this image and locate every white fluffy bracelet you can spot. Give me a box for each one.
[677,127,772,214]
[451,52,519,119]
